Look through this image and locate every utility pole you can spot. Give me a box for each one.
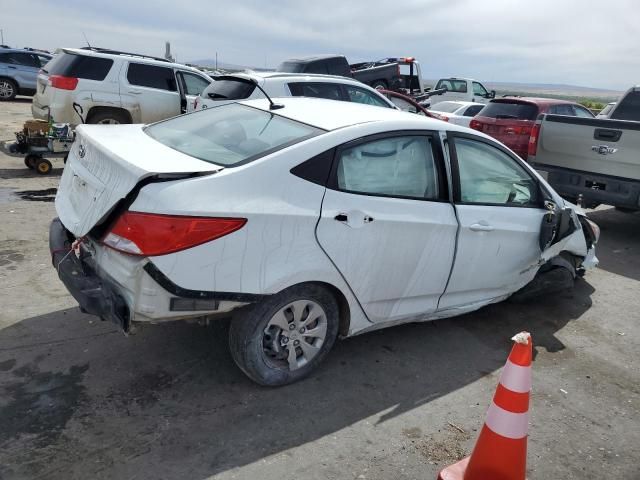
[1,29,4,46]
[215,52,218,70]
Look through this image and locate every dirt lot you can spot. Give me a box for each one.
[0,99,638,480]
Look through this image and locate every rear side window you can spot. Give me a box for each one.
[336,136,440,200]
[0,52,39,67]
[127,63,177,92]
[203,78,255,100]
[44,53,113,80]
[289,82,343,101]
[145,103,324,167]
[436,79,467,93]
[478,101,538,120]
[463,105,484,117]
[610,91,640,121]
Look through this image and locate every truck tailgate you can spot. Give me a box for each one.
[534,115,640,181]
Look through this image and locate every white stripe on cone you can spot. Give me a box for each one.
[499,359,532,393]
[485,403,529,439]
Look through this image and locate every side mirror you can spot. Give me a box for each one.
[488,90,496,99]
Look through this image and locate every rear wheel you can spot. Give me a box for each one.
[87,109,130,125]
[371,80,388,90]
[35,158,52,175]
[24,154,39,169]
[0,78,17,101]
[229,284,339,386]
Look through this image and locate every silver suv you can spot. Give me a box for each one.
[0,47,52,101]
[32,47,212,125]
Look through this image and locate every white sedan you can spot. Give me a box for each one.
[428,101,486,127]
[50,97,599,386]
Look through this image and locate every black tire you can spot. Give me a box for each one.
[24,154,39,169]
[0,78,17,101]
[229,284,339,386]
[371,80,388,90]
[87,109,131,125]
[35,158,52,175]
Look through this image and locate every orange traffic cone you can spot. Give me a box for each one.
[438,331,532,480]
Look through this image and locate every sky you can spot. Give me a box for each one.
[2,0,638,90]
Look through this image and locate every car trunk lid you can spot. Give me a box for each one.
[473,116,535,157]
[56,124,222,237]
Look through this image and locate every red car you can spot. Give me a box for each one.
[470,97,594,159]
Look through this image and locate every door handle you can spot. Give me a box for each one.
[7,66,16,69]
[334,213,348,222]
[128,90,142,95]
[470,223,494,232]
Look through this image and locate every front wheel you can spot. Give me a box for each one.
[229,284,339,386]
[370,80,388,90]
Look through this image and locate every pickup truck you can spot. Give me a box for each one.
[528,86,640,211]
[277,54,424,92]
[423,77,495,107]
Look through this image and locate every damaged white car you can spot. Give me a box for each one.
[50,97,599,386]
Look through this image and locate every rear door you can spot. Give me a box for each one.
[439,134,546,309]
[316,132,458,323]
[124,62,181,123]
[2,52,39,90]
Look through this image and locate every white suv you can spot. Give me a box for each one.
[193,71,397,111]
[32,47,212,125]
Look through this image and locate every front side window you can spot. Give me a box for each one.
[3,52,38,67]
[336,136,440,200]
[344,86,390,108]
[289,82,343,101]
[36,55,51,67]
[472,82,488,96]
[573,105,595,118]
[454,137,538,206]
[127,63,177,92]
[145,103,324,166]
[180,72,210,96]
[549,104,575,116]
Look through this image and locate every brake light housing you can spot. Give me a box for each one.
[528,124,541,157]
[102,212,247,256]
[50,75,78,91]
[469,119,483,131]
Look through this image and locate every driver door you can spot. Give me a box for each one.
[177,71,212,113]
[439,134,548,309]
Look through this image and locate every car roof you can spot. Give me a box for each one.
[491,96,576,106]
[239,96,455,132]
[59,47,206,75]
[280,54,343,62]
[0,47,51,55]
[227,70,377,85]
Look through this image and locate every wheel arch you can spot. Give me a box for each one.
[306,281,351,337]
[86,106,133,124]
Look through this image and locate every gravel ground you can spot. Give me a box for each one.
[0,99,638,480]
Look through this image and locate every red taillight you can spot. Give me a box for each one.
[50,75,78,90]
[102,212,247,256]
[528,124,541,157]
[469,119,483,131]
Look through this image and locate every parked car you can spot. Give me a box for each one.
[423,78,495,107]
[32,47,213,125]
[470,97,595,159]
[0,47,52,101]
[528,86,640,211]
[50,97,599,386]
[277,54,427,93]
[193,72,397,112]
[596,102,616,119]
[428,101,486,127]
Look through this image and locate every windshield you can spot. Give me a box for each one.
[430,101,464,113]
[277,61,305,73]
[202,78,256,101]
[145,103,324,167]
[477,101,538,120]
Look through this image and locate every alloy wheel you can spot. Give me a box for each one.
[0,80,15,99]
[262,299,328,371]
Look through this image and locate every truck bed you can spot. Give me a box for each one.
[529,114,640,209]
